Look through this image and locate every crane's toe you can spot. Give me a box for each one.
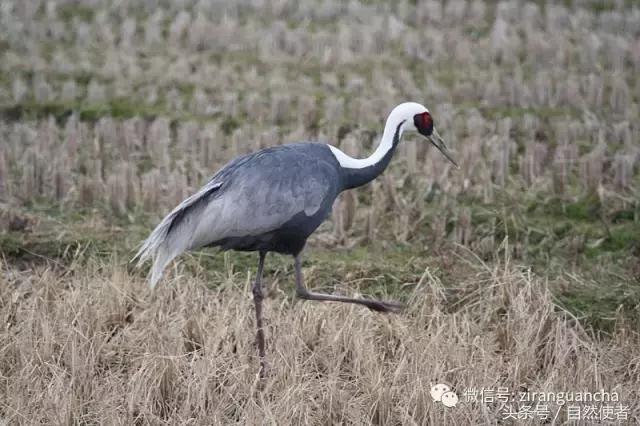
[366,300,403,313]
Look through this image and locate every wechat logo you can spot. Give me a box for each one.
[431,383,459,408]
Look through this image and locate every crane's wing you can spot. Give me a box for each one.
[134,145,336,288]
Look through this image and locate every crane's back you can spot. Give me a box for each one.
[201,142,343,254]
[136,142,344,286]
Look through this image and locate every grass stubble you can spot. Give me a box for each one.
[1,0,639,423]
[1,249,639,424]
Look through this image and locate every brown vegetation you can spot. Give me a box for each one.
[1,0,639,423]
[2,255,639,424]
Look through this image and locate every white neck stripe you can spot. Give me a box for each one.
[327,102,428,169]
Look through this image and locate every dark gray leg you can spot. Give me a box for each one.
[294,255,402,313]
[252,251,268,377]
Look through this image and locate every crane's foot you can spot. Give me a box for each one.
[364,299,404,313]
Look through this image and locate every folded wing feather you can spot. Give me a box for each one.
[134,147,332,289]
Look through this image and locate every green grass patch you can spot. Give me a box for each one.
[57,4,95,22]
[556,275,640,333]
[2,196,639,334]
[0,99,222,124]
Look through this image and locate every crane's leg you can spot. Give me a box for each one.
[253,251,268,377]
[294,255,402,313]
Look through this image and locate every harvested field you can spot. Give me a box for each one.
[1,0,639,424]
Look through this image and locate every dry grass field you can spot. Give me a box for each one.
[2,255,639,424]
[1,0,639,424]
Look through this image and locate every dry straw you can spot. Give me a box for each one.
[1,0,639,422]
[1,255,638,423]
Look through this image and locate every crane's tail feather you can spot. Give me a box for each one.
[133,181,223,289]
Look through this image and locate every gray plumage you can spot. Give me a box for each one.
[134,143,341,288]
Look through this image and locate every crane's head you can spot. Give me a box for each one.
[393,102,459,168]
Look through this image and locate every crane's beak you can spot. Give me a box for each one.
[427,129,459,168]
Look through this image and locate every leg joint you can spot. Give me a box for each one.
[252,285,263,300]
[295,287,310,300]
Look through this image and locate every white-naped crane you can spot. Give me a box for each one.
[134,102,458,376]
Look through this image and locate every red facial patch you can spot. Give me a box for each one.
[421,112,432,129]
[413,111,434,135]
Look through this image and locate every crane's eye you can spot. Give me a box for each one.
[414,112,434,136]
